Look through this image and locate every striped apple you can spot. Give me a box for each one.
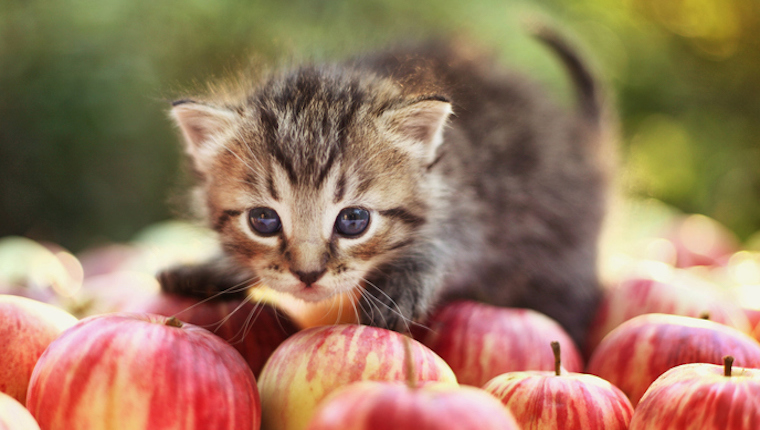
[0,391,40,430]
[26,313,261,430]
[414,301,583,386]
[129,292,300,377]
[630,357,760,429]
[306,382,519,430]
[484,341,634,430]
[0,295,77,405]
[586,276,751,355]
[587,313,760,406]
[258,324,458,430]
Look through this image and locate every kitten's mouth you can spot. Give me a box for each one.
[291,283,333,302]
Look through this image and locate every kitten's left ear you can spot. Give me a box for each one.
[383,96,452,166]
[170,100,239,174]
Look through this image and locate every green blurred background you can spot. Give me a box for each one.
[2,0,759,252]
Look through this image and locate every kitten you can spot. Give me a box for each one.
[160,27,613,346]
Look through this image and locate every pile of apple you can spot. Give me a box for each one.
[2,201,760,429]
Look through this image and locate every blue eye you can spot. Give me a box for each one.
[335,208,370,237]
[248,207,281,236]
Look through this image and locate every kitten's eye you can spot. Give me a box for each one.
[248,207,281,236]
[335,207,370,237]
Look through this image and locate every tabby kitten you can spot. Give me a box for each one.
[161,28,612,346]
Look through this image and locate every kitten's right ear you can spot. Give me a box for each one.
[170,100,238,173]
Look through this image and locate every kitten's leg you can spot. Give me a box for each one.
[157,255,256,300]
[357,253,443,334]
[517,274,601,351]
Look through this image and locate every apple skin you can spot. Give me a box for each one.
[0,391,40,430]
[0,295,78,405]
[586,276,751,355]
[26,313,261,430]
[630,361,760,429]
[257,324,458,430]
[128,292,300,377]
[666,214,739,268]
[414,301,583,386]
[586,313,760,406]
[306,381,520,430]
[746,308,760,342]
[483,368,633,430]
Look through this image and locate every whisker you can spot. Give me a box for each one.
[227,295,265,346]
[169,275,260,319]
[359,276,413,334]
[348,288,362,325]
[212,287,260,334]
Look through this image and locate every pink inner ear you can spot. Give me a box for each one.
[392,99,452,164]
[398,100,452,143]
[171,102,237,151]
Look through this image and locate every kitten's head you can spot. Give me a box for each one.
[171,66,451,302]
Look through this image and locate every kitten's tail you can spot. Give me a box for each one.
[527,22,603,125]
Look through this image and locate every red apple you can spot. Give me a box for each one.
[257,324,458,430]
[0,295,77,405]
[76,243,142,278]
[665,214,739,268]
[306,382,519,430]
[586,274,751,355]
[483,341,634,430]
[306,336,518,430]
[0,391,40,430]
[26,313,261,429]
[586,313,760,406]
[746,308,760,341]
[630,356,760,429]
[76,270,161,316]
[129,292,300,377]
[414,301,583,386]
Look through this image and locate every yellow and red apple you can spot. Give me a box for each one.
[257,324,457,430]
[27,313,261,429]
[0,295,78,405]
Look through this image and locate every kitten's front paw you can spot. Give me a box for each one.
[157,261,253,300]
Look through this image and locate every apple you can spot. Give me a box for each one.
[26,313,261,430]
[0,237,81,307]
[306,381,519,430]
[586,313,760,406]
[129,292,300,377]
[257,324,458,430]
[76,243,142,278]
[483,341,634,430]
[306,336,518,430]
[630,356,760,429]
[0,295,78,405]
[665,214,739,268]
[586,274,751,355]
[414,301,583,387]
[0,391,40,430]
[75,270,161,316]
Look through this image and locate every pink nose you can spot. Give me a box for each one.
[291,269,326,286]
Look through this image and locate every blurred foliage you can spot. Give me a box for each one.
[1,0,759,251]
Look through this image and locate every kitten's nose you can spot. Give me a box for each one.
[291,269,326,287]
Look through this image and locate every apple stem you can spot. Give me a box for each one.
[165,317,184,328]
[551,341,561,376]
[403,335,417,390]
[724,355,734,377]
[699,312,711,320]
